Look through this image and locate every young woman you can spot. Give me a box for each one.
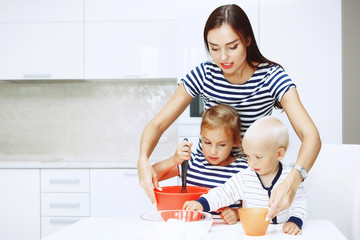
[137,4,321,220]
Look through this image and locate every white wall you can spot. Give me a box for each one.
[259,0,342,163]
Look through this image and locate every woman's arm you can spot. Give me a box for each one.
[137,83,194,204]
[266,88,321,220]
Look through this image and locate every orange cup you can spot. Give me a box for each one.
[154,186,210,210]
[238,208,270,236]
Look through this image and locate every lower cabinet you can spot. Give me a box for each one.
[40,169,90,238]
[0,167,178,239]
[0,169,40,240]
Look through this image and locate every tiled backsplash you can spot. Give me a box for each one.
[0,80,178,162]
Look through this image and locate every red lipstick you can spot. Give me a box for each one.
[221,63,234,69]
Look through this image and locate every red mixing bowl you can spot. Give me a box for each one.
[154,186,210,211]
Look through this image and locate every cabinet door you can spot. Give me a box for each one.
[0,169,40,240]
[85,0,176,21]
[85,21,177,79]
[0,22,84,80]
[0,0,83,22]
[90,169,177,217]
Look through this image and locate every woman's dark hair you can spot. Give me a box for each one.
[203,4,283,109]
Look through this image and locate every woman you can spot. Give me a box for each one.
[137,4,321,220]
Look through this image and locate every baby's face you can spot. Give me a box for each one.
[201,127,237,166]
[242,135,280,176]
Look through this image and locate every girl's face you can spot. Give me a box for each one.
[242,135,280,177]
[201,127,237,166]
[207,23,249,79]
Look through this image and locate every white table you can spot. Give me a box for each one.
[42,218,347,240]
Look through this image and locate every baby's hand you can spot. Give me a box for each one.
[283,221,302,235]
[217,207,239,225]
[183,201,204,211]
[173,140,192,165]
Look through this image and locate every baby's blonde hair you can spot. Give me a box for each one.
[201,104,241,144]
[245,116,289,150]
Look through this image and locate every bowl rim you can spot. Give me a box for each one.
[140,210,213,222]
[153,185,210,194]
[238,207,269,213]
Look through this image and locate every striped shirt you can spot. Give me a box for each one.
[198,163,307,228]
[180,149,248,216]
[181,61,296,136]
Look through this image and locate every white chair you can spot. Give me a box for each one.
[305,144,360,240]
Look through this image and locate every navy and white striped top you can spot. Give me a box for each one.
[180,149,248,215]
[181,61,296,136]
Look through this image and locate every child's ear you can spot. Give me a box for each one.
[277,147,286,160]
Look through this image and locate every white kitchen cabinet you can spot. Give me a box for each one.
[0,169,40,240]
[40,169,90,238]
[85,0,177,21]
[0,23,83,80]
[85,21,177,79]
[90,169,177,218]
[0,0,83,22]
[0,0,83,81]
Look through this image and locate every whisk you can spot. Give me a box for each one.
[181,138,189,193]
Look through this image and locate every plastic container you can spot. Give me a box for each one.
[238,207,270,236]
[141,210,213,240]
[154,186,210,210]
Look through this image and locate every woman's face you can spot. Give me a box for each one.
[207,23,248,79]
[201,126,236,166]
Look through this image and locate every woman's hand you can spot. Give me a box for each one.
[283,222,302,235]
[183,201,204,211]
[137,157,159,205]
[217,207,239,225]
[266,170,301,220]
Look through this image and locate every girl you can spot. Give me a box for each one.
[153,104,246,224]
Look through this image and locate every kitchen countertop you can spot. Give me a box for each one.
[41,218,347,240]
[0,156,162,169]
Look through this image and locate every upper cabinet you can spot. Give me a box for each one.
[0,0,178,81]
[0,0,83,22]
[84,21,177,80]
[84,0,177,80]
[0,0,84,80]
[85,0,177,21]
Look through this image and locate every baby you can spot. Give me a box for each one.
[184,116,307,235]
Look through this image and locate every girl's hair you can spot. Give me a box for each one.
[203,4,283,109]
[201,104,241,144]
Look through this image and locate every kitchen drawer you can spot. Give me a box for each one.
[41,217,88,238]
[41,169,89,192]
[41,193,90,217]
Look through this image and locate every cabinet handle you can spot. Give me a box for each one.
[49,179,80,184]
[124,171,138,177]
[23,73,52,78]
[50,203,80,208]
[49,219,80,225]
[123,74,148,78]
